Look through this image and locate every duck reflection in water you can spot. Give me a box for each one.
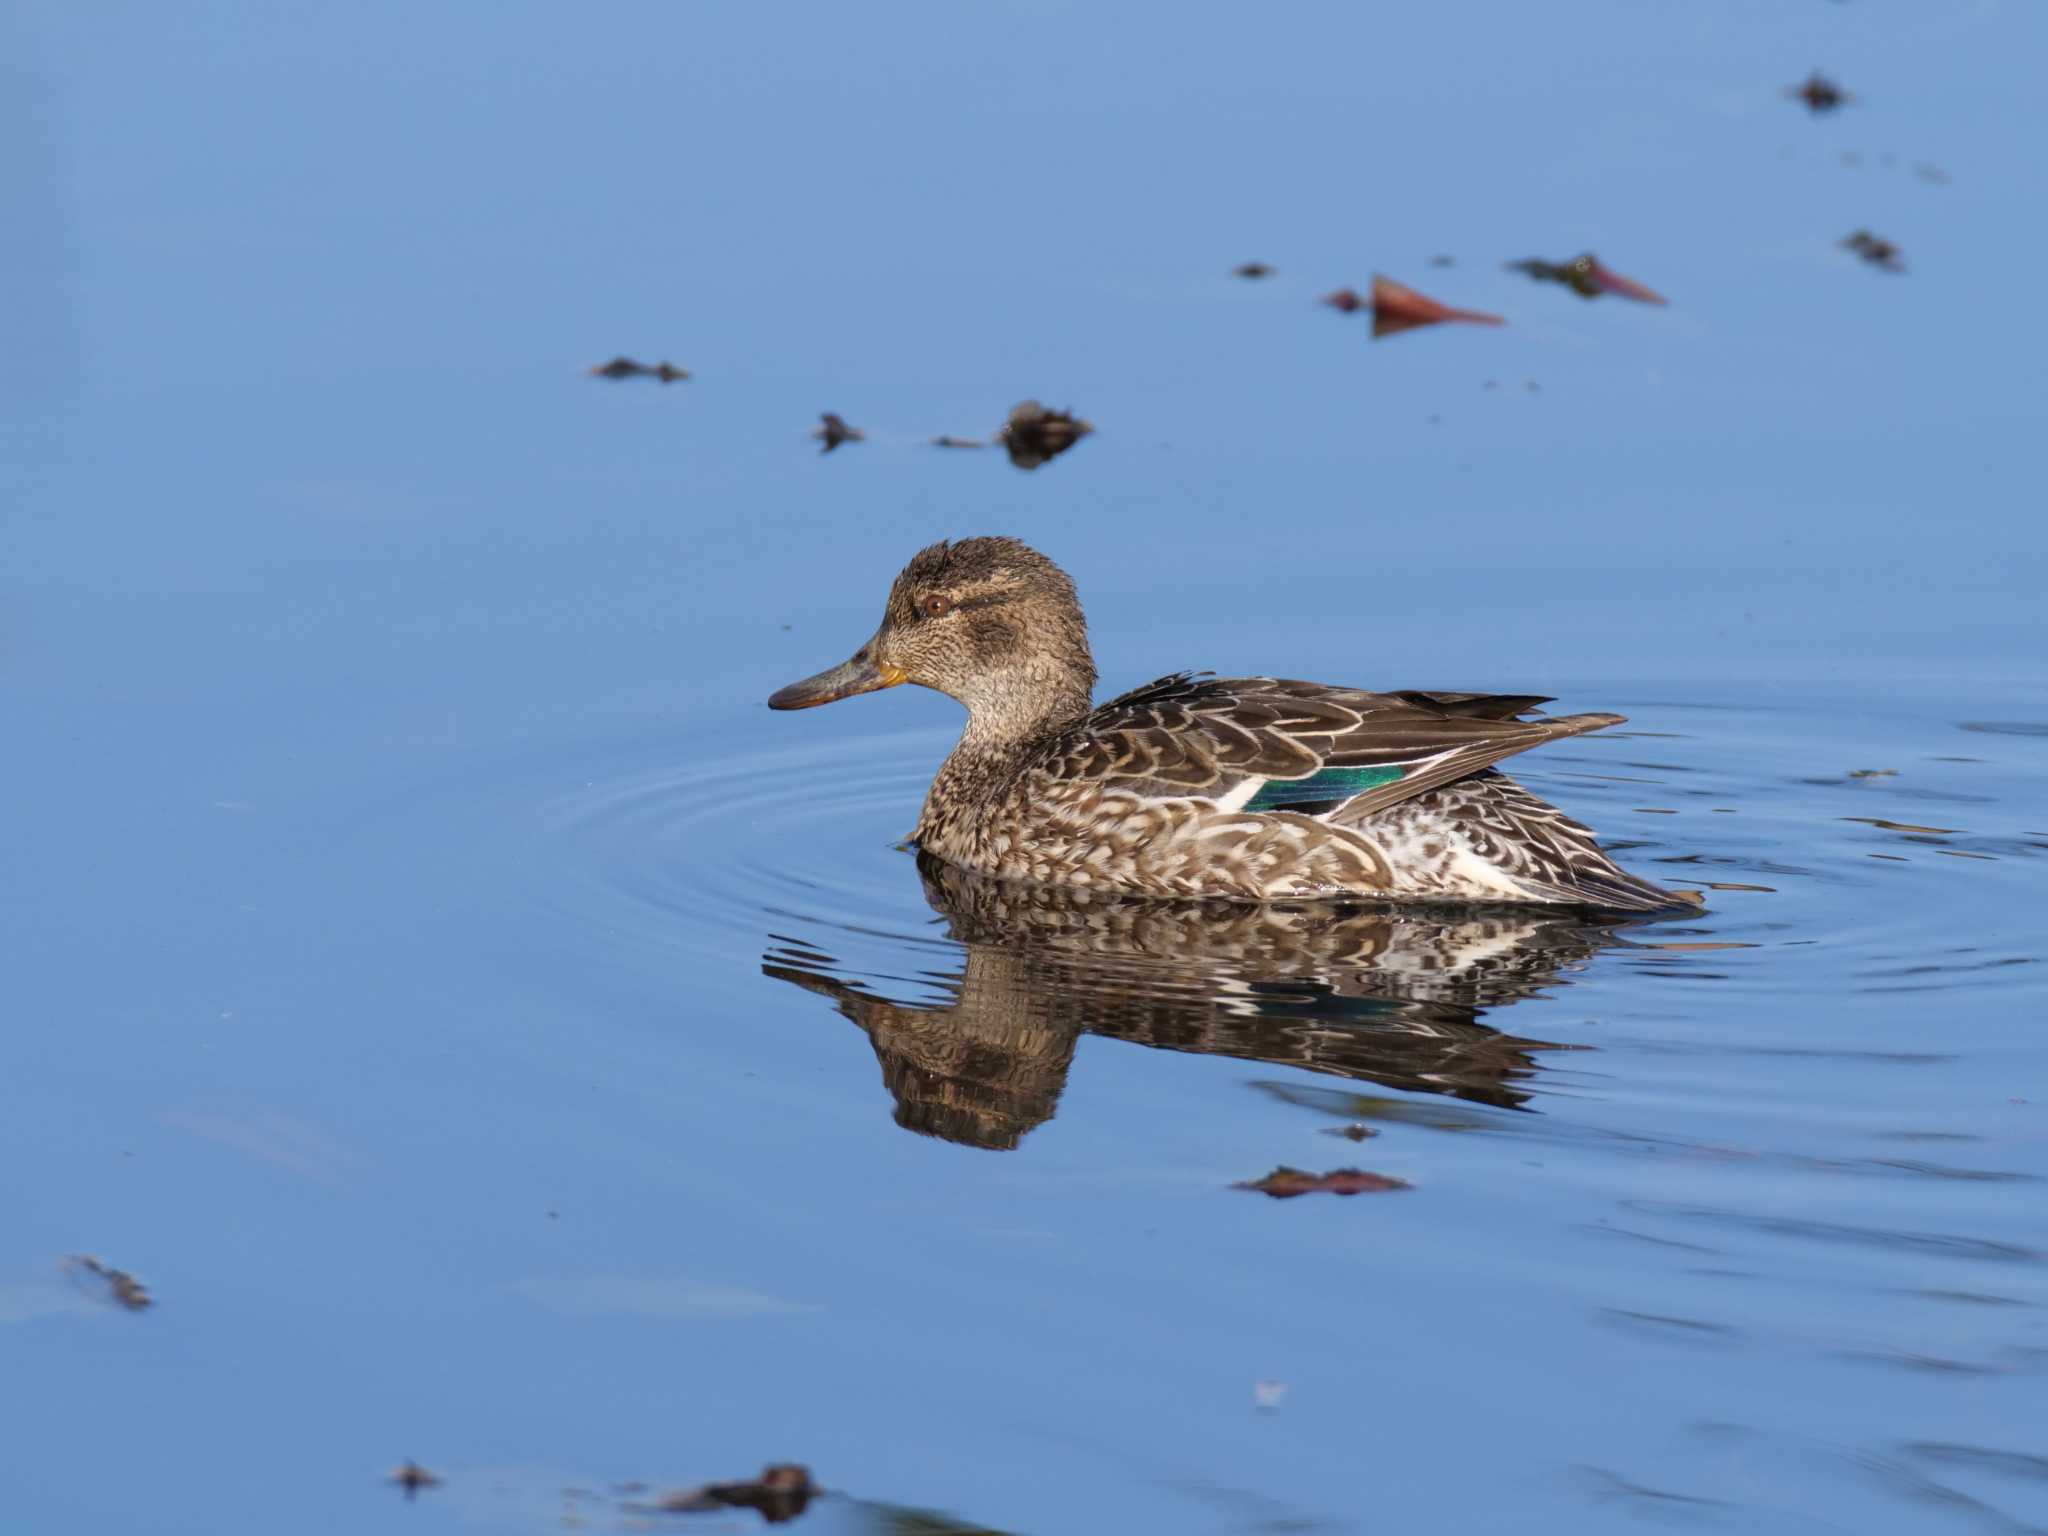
[765,854,1639,1151]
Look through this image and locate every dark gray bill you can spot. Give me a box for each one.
[766,648,907,710]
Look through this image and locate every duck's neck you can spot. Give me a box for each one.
[917,660,1095,835]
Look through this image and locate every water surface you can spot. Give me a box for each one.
[7,2,2047,1532]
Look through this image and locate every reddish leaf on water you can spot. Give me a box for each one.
[1369,274,1505,337]
[1234,1166,1410,1198]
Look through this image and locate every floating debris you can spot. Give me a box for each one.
[997,400,1093,471]
[928,434,987,450]
[1788,71,1850,114]
[812,412,866,453]
[1843,816,1959,834]
[656,1464,815,1524]
[1327,275,1506,338]
[587,356,689,383]
[1507,253,1666,304]
[1848,768,1899,780]
[388,1462,442,1500]
[62,1254,151,1312]
[1843,230,1905,272]
[1253,1379,1288,1410]
[1233,260,1274,279]
[1322,1123,1380,1142]
[1234,1166,1410,1198]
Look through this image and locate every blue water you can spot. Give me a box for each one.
[7,3,2047,1532]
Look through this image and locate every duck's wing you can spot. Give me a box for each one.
[1045,674,1618,819]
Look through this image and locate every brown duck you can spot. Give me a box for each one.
[768,538,1695,910]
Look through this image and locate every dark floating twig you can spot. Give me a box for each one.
[1233,260,1274,279]
[1506,253,1667,305]
[929,434,988,450]
[812,412,866,453]
[998,400,1093,471]
[1234,1166,1411,1198]
[62,1254,151,1312]
[588,356,690,383]
[388,1462,442,1500]
[1787,71,1850,113]
[656,1464,815,1524]
[1842,229,1905,272]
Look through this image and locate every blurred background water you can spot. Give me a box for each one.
[5,2,2046,1532]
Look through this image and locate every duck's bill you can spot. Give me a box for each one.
[767,652,908,710]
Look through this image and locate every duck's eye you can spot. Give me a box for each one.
[921,594,953,618]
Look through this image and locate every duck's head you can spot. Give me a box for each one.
[768,537,1096,734]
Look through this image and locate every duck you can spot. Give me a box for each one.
[767,537,1696,911]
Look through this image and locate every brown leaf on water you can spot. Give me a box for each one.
[1843,817,1961,835]
[1787,71,1850,113]
[655,1464,815,1524]
[997,401,1093,471]
[1369,273,1505,338]
[388,1462,442,1500]
[812,413,866,453]
[61,1254,151,1312]
[588,356,690,383]
[1234,1166,1410,1198]
[1506,253,1666,305]
[1842,230,1905,272]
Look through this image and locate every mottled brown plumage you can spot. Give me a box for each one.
[768,538,1694,908]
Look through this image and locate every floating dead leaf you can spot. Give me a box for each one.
[997,401,1093,471]
[1848,768,1899,779]
[1367,273,1505,338]
[1232,260,1273,279]
[1787,71,1850,113]
[389,1462,442,1500]
[656,1464,815,1524]
[812,413,865,453]
[588,356,689,383]
[1234,1166,1410,1198]
[62,1254,151,1312]
[1842,230,1904,272]
[1322,1123,1380,1142]
[928,434,987,449]
[1843,817,1961,835]
[1507,254,1666,304]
